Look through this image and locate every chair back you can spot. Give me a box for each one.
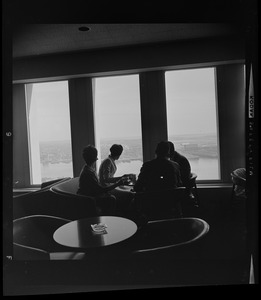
[50,177,99,218]
[13,215,87,260]
[190,172,197,182]
[13,243,50,260]
[40,177,71,189]
[135,187,186,220]
[13,177,99,220]
[131,217,210,256]
[50,177,81,196]
[13,215,73,253]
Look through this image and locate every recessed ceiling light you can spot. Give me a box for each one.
[78,26,91,32]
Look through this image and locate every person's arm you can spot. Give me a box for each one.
[100,159,122,184]
[102,177,127,192]
[183,157,191,179]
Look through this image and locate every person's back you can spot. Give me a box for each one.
[134,158,181,192]
[78,164,104,197]
[134,141,182,193]
[172,151,191,186]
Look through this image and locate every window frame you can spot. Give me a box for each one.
[12,62,245,189]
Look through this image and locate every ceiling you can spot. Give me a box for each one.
[12,23,244,59]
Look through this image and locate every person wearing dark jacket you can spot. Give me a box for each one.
[133,141,182,193]
[168,141,195,200]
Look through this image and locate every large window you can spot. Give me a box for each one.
[94,75,143,176]
[25,81,73,184]
[165,68,220,180]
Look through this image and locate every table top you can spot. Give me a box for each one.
[117,185,134,191]
[53,216,137,249]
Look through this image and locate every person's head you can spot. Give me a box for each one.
[110,144,123,159]
[82,145,98,165]
[167,141,175,160]
[155,141,170,158]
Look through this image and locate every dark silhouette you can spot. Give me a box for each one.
[167,141,195,200]
[77,145,126,214]
[78,145,147,227]
[133,141,182,193]
[98,144,135,213]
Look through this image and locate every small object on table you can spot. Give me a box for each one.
[91,223,108,234]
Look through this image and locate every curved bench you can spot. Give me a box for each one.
[13,215,86,260]
[132,217,210,254]
[13,177,98,220]
[49,177,99,219]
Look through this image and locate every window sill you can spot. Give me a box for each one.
[197,183,232,188]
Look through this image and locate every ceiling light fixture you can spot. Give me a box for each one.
[78,26,91,32]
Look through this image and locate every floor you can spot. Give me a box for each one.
[58,195,250,288]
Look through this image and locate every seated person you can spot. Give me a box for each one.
[231,168,246,198]
[133,141,182,193]
[133,141,182,218]
[98,144,135,213]
[77,145,127,215]
[167,141,195,200]
[98,144,135,186]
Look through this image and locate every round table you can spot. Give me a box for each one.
[53,216,137,249]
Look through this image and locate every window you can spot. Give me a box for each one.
[165,68,220,180]
[94,75,143,176]
[25,81,73,184]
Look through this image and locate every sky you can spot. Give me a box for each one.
[28,68,218,142]
[165,68,218,136]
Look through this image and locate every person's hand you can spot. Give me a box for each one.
[123,174,136,184]
[121,175,130,185]
[117,177,127,186]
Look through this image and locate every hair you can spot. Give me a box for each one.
[155,141,170,158]
[167,141,175,159]
[110,144,123,157]
[82,145,98,165]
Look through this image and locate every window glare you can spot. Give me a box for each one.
[26,81,73,184]
[165,68,220,180]
[94,75,143,176]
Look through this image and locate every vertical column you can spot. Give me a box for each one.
[13,84,31,187]
[139,71,168,162]
[68,78,95,177]
[216,64,245,182]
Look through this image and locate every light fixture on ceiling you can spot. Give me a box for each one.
[78,26,91,32]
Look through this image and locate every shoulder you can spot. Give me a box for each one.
[142,160,152,167]
[175,151,189,162]
[100,157,111,166]
[139,160,153,171]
